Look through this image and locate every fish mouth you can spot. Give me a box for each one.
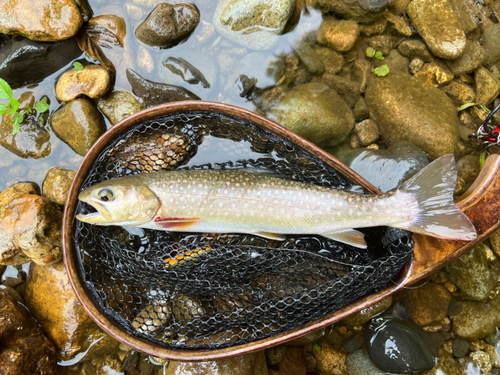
[76,191,112,224]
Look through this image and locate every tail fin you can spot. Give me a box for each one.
[394,155,477,241]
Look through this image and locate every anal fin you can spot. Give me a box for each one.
[154,217,202,230]
[254,232,287,241]
[322,229,367,249]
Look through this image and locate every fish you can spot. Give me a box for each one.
[76,155,477,249]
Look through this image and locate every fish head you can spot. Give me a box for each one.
[76,178,160,226]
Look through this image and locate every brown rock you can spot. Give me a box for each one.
[441,81,475,106]
[42,167,76,206]
[342,296,392,326]
[397,39,434,62]
[88,15,126,47]
[313,343,347,375]
[415,60,454,87]
[0,0,82,41]
[51,97,107,156]
[287,328,325,346]
[97,91,144,125]
[279,347,306,375]
[317,18,359,52]
[354,119,380,146]
[56,64,111,102]
[445,40,486,76]
[0,194,62,265]
[0,290,57,374]
[383,12,412,36]
[400,282,452,326]
[24,262,104,360]
[475,67,500,106]
[0,182,40,219]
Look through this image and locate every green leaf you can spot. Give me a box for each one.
[373,65,390,77]
[8,97,19,115]
[374,51,384,60]
[9,113,23,135]
[365,47,376,58]
[39,117,45,125]
[479,104,492,114]
[73,61,84,71]
[24,107,31,114]
[457,102,476,111]
[313,343,321,352]
[0,103,7,115]
[35,100,49,113]
[211,36,221,49]
[0,78,12,99]
[480,151,489,169]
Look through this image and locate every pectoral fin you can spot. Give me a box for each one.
[253,232,287,241]
[154,217,202,230]
[322,229,367,249]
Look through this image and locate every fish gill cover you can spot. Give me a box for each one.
[73,111,413,350]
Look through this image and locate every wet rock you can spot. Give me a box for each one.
[342,296,392,326]
[279,347,306,375]
[453,292,500,339]
[365,72,460,159]
[441,81,475,106]
[0,0,82,41]
[352,119,379,146]
[445,243,497,301]
[265,345,287,366]
[315,0,389,23]
[397,39,434,62]
[166,351,268,374]
[0,182,40,218]
[294,43,324,75]
[164,57,210,88]
[409,58,424,75]
[475,67,500,106]
[414,60,454,87]
[383,49,409,75]
[56,64,111,102]
[0,290,57,374]
[366,317,438,373]
[335,141,429,192]
[367,34,395,56]
[400,282,452,326]
[0,36,81,89]
[483,24,500,66]
[352,59,372,93]
[383,12,412,37]
[347,348,400,375]
[489,229,500,258]
[445,41,486,76]
[0,92,51,159]
[353,98,369,121]
[313,343,347,375]
[431,350,464,375]
[25,262,104,360]
[359,17,387,36]
[0,192,62,265]
[456,154,480,184]
[268,82,355,148]
[42,167,75,206]
[127,69,200,107]
[88,15,126,47]
[51,98,107,156]
[452,336,470,358]
[317,18,359,53]
[214,0,294,50]
[407,0,466,60]
[97,91,144,126]
[287,328,325,346]
[322,73,361,107]
[73,0,93,23]
[135,3,200,48]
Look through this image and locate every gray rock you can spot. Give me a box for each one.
[445,40,486,76]
[445,243,497,301]
[268,82,355,148]
[397,39,434,62]
[51,98,107,156]
[483,24,500,66]
[335,141,430,192]
[407,0,466,59]
[213,0,294,50]
[97,91,144,126]
[0,36,81,89]
[475,67,500,106]
[135,3,200,48]
[347,348,400,375]
[452,337,470,358]
[365,72,460,160]
[126,69,200,108]
[366,317,438,373]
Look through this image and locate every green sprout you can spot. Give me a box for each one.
[373,65,390,77]
[374,51,384,60]
[73,61,85,71]
[313,343,321,352]
[0,78,50,135]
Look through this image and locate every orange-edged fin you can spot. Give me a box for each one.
[154,217,202,230]
[322,229,367,249]
[253,232,287,241]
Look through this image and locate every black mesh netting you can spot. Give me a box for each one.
[73,111,414,350]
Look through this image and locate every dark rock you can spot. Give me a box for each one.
[51,98,106,156]
[347,348,400,375]
[127,69,200,107]
[342,296,393,326]
[163,57,210,88]
[0,36,81,89]
[265,345,287,366]
[135,3,200,48]
[400,282,452,326]
[73,0,93,23]
[279,347,306,375]
[366,316,438,373]
[343,331,364,353]
[397,39,434,62]
[315,0,389,23]
[0,290,57,375]
[452,337,470,358]
[335,141,429,193]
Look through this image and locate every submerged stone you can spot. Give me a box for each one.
[97,91,144,125]
[42,167,75,207]
[366,316,438,373]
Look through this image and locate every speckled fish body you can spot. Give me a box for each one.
[76,155,477,248]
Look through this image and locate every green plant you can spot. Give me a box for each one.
[73,61,84,71]
[0,78,49,135]
[373,64,390,77]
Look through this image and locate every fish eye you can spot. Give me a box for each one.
[98,189,114,202]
